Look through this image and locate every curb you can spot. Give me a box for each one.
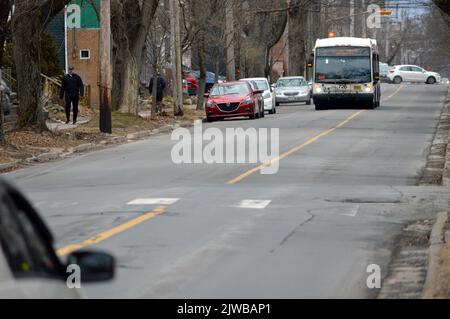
[422,211,448,299]
[441,85,450,185]
[1,119,198,173]
[0,160,20,171]
[70,143,97,153]
[420,85,450,186]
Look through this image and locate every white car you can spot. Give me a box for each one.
[388,65,441,84]
[240,77,276,114]
[0,178,115,298]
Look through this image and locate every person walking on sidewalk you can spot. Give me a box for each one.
[149,72,166,114]
[60,66,84,125]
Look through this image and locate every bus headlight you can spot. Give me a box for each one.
[314,84,323,93]
[364,83,373,93]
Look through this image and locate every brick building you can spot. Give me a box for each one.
[48,0,100,108]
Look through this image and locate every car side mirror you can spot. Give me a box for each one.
[203,93,210,98]
[253,90,264,95]
[66,250,115,283]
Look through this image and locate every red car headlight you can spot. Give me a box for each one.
[206,100,217,108]
[240,97,252,105]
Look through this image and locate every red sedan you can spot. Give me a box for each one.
[204,81,264,122]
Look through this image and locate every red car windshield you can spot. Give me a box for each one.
[210,84,250,97]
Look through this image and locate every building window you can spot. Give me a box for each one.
[80,50,90,60]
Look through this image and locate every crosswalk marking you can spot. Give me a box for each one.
[127,198,180,205]
[342,205,360,217]
[235,200,272,209]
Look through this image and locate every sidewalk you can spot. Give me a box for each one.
[0,105,204,173]
[380,85,450,299]
[46,117,91,132]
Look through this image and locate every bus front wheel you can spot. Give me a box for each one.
[315,103,327,111]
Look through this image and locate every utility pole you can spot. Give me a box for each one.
[170,0,183,116]
[349,0,355,37]
[362,0,367,38]
[225,0,236,81]
[99,0,112,134]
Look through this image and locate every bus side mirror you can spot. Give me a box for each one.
[374,72,380,82]
[307,54,314,68]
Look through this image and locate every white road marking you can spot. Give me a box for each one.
[127,198,180,206]
[235,200,272,209]
[342,205,360,217]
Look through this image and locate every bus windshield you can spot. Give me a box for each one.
[315,47,372,83]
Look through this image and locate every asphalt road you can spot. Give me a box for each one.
[4,83,450,299]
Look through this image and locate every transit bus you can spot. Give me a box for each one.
[310,37,381,111]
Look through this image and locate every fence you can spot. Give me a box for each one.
[41,73,91,107]
[1,69,17,92]
[1,69,92,109]
[0,91,4,138]
[41,73,62,104]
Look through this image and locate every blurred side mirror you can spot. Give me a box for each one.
[253,90,264,95]
[374,72,380,82]
[203,93,210,98]
[66,250,115,283]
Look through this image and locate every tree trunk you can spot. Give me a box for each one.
[0,0,12,68]
[214,59,220,83]
[196,32,206,111]
[288,3,306,76]
[0,91,4,144]
[114,51,141,113]
[111,0,159,113]
[246,41,267,77]
[11,0,69,131]
[151,75,158,117]
[12,20,46,131]
[225,0,236,81]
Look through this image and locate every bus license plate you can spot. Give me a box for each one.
[354,85,362,92]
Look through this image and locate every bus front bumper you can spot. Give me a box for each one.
[313,92,374,107]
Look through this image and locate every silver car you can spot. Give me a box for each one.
[274,76,312,106]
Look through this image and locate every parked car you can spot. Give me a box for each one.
[0,78,12,115]
[183,70,225,96]
[274,76,312,106]
[0,178,115,298]
[204,81,264,122]
[240,77,276,114]
[388,65,441,84]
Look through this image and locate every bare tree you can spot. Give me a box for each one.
[11,0,70,131]
[146,1,170,116]
[241,0,288,78]
[111,0,159,113]
[0,0,12,68]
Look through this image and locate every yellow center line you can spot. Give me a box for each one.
[226,85,404,185]
[57,206,167,257]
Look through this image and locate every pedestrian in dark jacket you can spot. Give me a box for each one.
[60,66,84,125]
[149,74,166,113]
